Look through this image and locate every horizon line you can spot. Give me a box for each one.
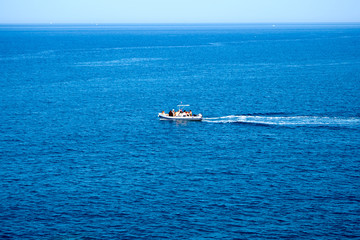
[1,22,360,25]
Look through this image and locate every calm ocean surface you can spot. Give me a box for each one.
[1,24,360,239]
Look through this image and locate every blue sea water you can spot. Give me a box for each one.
[0,24,360,239]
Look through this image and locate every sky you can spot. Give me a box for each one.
[0,0,359,24]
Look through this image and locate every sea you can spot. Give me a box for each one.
[0,23,359,239]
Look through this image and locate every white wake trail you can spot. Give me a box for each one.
[202,115,360,127]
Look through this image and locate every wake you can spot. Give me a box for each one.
[202,115,360,128]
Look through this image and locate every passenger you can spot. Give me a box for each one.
[169,110,173,116]
[189,110,193,116]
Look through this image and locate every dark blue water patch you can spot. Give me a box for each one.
[231,120,360,131]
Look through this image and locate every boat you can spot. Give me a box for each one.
[158,104,203,121]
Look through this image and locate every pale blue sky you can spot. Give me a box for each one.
[0,0,359,24]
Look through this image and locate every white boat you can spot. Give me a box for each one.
[158,104,203,121]
[158,113,203,121]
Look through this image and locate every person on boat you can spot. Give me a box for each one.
[189,110,193,116]
[169,110,173,116]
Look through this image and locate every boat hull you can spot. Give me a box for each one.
[158,113,202,121]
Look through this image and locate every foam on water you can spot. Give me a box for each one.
[75,58,166,67]
[0,50,56,61]
[203,115,360,128]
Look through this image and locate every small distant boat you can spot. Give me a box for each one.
[158,113,203,121]
[158,104,203,121]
